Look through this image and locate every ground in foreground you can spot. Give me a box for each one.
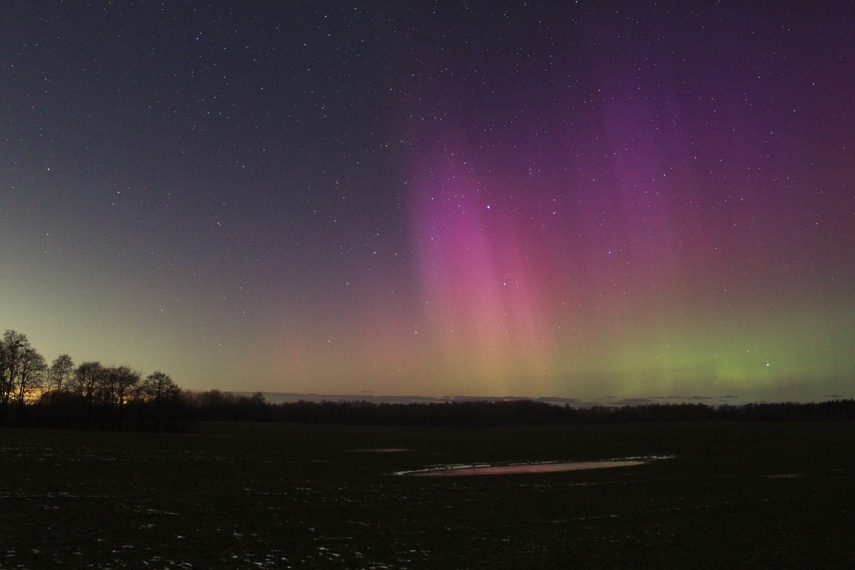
[2,421,854,568]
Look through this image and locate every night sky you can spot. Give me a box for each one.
[2,2,853,401]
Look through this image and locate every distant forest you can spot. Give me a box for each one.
[186,392,855,426]
[2,329,854,431]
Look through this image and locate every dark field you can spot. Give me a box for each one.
[2,421,854,569]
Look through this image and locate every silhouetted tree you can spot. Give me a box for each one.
[14,346,46,409]
[1,330,29,421]
[137,371,184,431]
[109,366,141,428]
[48,354,74,392]
[89,365,142,429]
[0,331,46,424]
[140,371,180,402]
[70,361,105,427]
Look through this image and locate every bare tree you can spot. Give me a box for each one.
[139,371,182,430]
[0,339,11,415]
[71,361,104,399]
[139,371,180,403]
[1,330,30,414]
[0,331,45,422]
[48,354,74,392]
[71,361,105,426]
[106,366,141,428]
[15,346,46,408]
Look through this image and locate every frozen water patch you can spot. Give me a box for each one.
[394,456,671,477]
[402,460,644,477]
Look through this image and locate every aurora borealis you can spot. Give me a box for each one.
[1,2,853,401]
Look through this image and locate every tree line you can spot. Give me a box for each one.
[4,328,854,430]
[0,330,189,431]
[183,392,855,426]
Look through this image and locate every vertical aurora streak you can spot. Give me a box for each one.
[400,2,855,399]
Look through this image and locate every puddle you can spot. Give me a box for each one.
[395,458,659,477]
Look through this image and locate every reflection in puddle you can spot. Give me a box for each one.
[396,458,662,477]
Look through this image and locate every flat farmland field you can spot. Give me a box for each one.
[2,421,854,568]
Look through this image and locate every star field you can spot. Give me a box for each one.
[1,2,853,400]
